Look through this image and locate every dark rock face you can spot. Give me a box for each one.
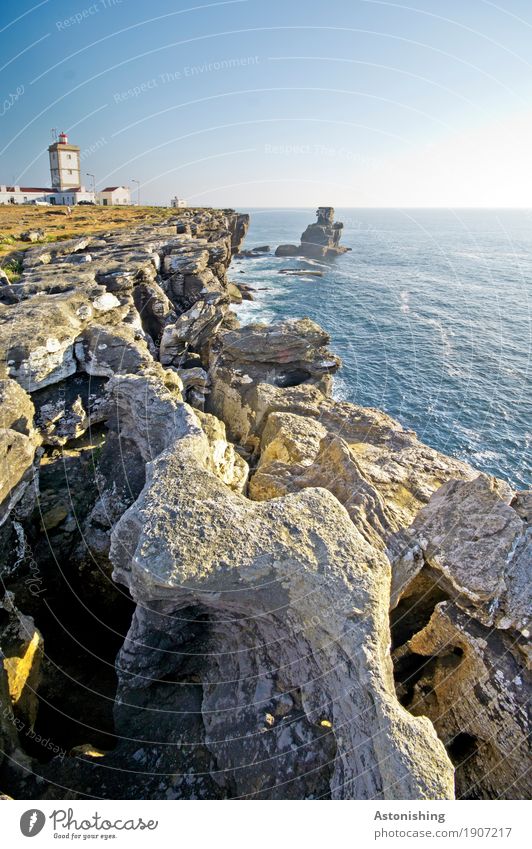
[275,207,350,258]
[0,206,529,802]
[237,245,271,258]
[274,243,301,257]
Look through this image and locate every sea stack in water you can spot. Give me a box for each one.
[276,206,351,258]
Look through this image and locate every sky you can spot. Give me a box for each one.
[1,0,532,207]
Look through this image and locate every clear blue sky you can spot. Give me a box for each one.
[1,0,531,206]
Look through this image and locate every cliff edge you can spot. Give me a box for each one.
[0,208,529,800]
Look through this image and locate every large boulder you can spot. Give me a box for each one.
[390,475,531,634]
[274,244,300,257]
[74,323,154,378]
[208,320,341,441]
[19,229,45,243]
[106,397,454,800]
[160,299,227,366]
[0,288,130,391]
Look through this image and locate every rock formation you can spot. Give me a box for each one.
[0,207,529,801]
[389,475,531,799]
[275,207,350,259]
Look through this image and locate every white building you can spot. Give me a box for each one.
[171,196,188,208]
[98,186,131,206]
[0,185,95,205]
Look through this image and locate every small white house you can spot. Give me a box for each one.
[171,196,188,208]
[98,186,131,206]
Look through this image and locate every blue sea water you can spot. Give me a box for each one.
[233,209,531,490]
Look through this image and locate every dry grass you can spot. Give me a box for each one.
[0,205,181,262]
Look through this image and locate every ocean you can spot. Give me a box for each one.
[233,208,531,490]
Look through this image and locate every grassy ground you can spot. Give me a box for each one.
[0,205,181,277]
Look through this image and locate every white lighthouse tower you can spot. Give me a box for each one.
[48,131,81,191]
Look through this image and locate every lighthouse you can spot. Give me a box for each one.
[48,131,81,191]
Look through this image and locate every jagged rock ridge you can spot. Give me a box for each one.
[0,207,529,801]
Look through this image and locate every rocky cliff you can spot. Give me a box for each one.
[0,208,529,800]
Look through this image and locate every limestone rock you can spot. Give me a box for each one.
[0,208,258,798]
[0,206,525,803]
[182,268,225,305]
[0,294,86,391]
[218,318,333,367]
[68,253,92,264]
[229,212,250,253]
[163,248,209,276]
[388,474,531,799]
[160,300,227,365]
[275,208,350,259]
[300,206,348,256]
[132,279,176,344]
[235,283,254,301]
[237,245,271,258]
[0,281,132,391]
[74,324,153,378]
[258,411,327,467]
[394,601,531,799]
[226,281,243,302]
[177,366,209,390]
[208,319,341,433]
[19,229,44,243]
[390,474,531,635]
[195,409,248,492]
[105,372,187,462]
[109,408,453,800]
[31,374,107,446]
[223,382,472,553]
[0,378,35,434]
